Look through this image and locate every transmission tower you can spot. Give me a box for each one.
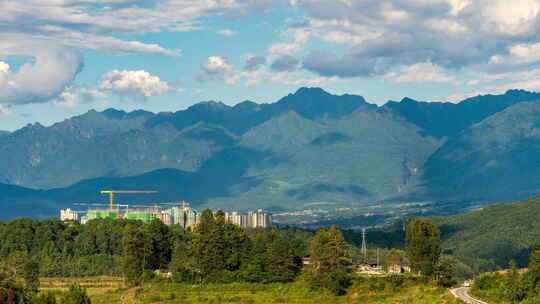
[361,228,367,262]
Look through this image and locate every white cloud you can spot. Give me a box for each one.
[53,91,78,107]
[268,43,300,55]
[216,29,237,36]
[482,0,540,35]
[0,104,12,115]
[198,56,271,86]
[296,0,540,78]
[100,70,180,98]
[199,56,235,82]
[0,42,83,105]
[391,62,458,84]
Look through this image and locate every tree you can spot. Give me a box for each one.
[263,230,300,283]
[434,257,456,287]
[0,266,25,304]
[505,260,526,302]
[191,209,221,281]
[60,284,91,304]
[143,219,173,270]
[406,218,441,277]
[23,259,40,293]
[528,243,540,292]
[122,223,149,286]
[306,225,352,295]
[169,241,195,283]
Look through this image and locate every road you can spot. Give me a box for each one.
[451,287,488,304]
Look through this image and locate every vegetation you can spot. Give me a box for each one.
[431,195,540,273]
[52,276,461,304]
[305,225,352,295]
[406,218,441,277]
[471,244,540,303]
[0,214,466,303]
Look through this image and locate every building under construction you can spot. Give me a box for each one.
[59,189,271,228]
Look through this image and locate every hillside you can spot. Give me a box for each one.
[383,89,540,138]
[421,101,540,202]
[430,195,540,272]
[3,87,540,221]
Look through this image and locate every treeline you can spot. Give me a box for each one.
[123,209,318,286]
[0,216,312,279]
[0,212,464,302]
[0,217,132,277]
[471,244,540,303]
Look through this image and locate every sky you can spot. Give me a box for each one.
[2,0,540,131]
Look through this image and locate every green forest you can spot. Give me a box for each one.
[0,212,461,303]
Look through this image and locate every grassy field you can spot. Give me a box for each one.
[39,276,463,304]
[40,276,124,298]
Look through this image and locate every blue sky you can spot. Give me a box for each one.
[2,0,540,131]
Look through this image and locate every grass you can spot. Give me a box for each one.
[40,276,124,297]
[39,275,464,304]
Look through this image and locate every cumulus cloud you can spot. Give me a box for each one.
[270,55,300,71]
[100,70,180,98]
[197,56,240,84]
[294,0,540,78]
[388,62,459,84]
[268,43,300,55]
[198,56,270,86]
[244,56,267,71]
[53,91,78,107]
[0,43,83,105]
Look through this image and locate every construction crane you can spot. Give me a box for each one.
[100,190,158,211]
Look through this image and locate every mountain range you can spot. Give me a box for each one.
[2,87,540,221]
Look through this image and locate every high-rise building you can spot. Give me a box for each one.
[226,210,272,228]
[60,208,79,222]
[185,208,198,228]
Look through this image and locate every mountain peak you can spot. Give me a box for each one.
[293,87,330,96]
[189,100,230,112]
[101,108,128,119]
[400,97,419,104]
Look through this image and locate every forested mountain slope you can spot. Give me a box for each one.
[421,101,540,202]
[431,195,540,272]
[3,88,540,220]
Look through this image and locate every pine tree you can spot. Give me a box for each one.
[191,209,223,281]
[306,225,352,295]
[505,260,525,302]
[406,218,441,276]
[528,243,540,292]
[169,241,195,283]
[143,219,173,270]
[264,230,300,283]
[434,257,456,287]
[122,223,148,286]
[239,234,267,283]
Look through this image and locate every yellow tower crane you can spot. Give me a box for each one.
[100,190,158,211]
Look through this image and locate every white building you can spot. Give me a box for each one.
[60,208,79,222]
[227,210,272,228]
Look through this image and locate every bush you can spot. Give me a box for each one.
[60,284,91,304]
[30,292,57,304]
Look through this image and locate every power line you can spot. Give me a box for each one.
[361,228,367,262]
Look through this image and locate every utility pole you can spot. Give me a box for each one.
[361,228,367,263]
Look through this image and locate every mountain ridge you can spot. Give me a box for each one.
[3,87,540,221]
